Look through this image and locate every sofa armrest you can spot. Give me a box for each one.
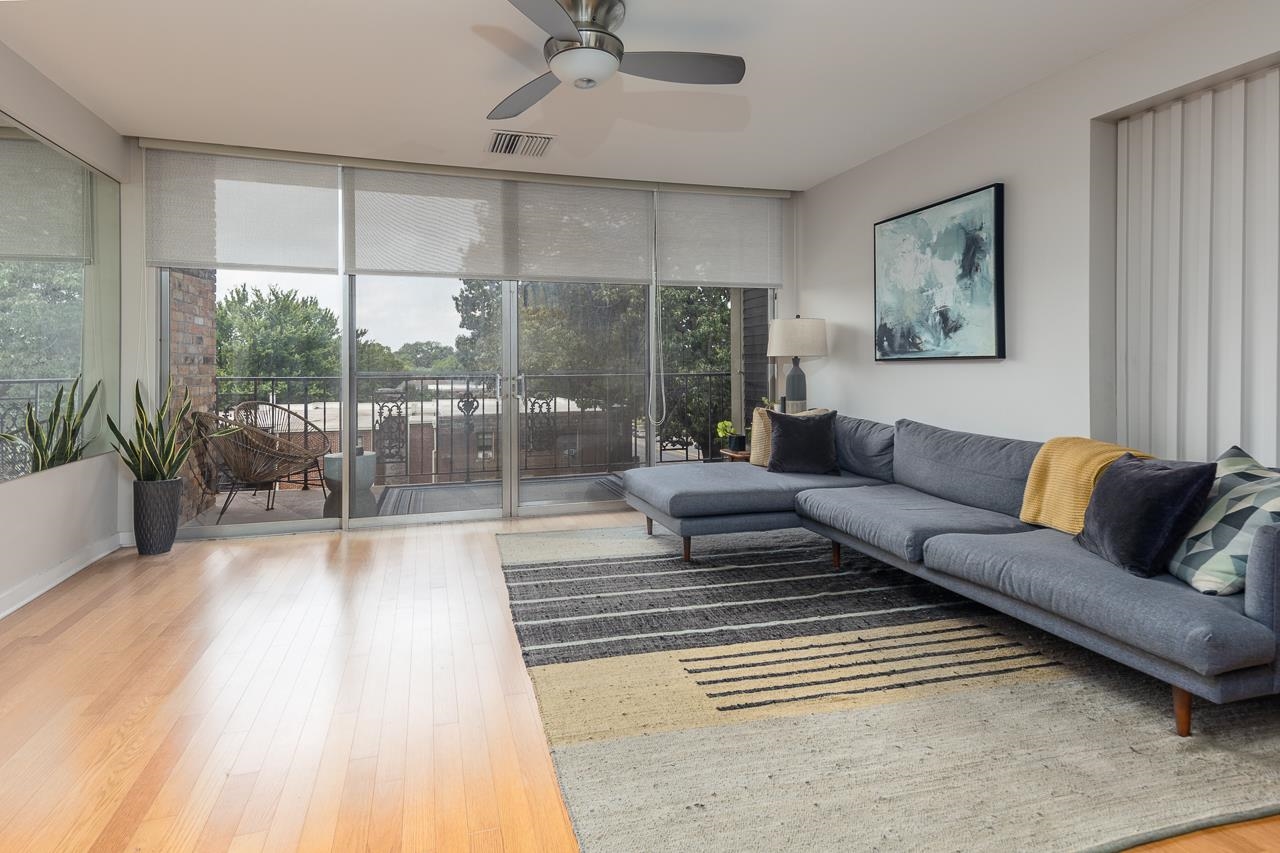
[1245,523,1280,633]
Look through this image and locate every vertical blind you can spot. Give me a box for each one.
[0,135,92,262]
[146,150,341,272]
[145,149,788,287]
[1116,67,1280,464]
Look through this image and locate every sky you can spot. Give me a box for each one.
[215,270,467,350]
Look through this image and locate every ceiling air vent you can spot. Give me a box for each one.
[488,130,555,158]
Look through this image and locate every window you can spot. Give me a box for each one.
[0,116,120,483]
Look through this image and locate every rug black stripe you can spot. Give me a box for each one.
[517,603,976,666]
[705,651,1046,698]
[506,564,896,600]
[676,623,991,664]
[715,661,1065,711]
[502,544,835,574]
[682,631,1004,673]
[693,642,1026,685]
[512,584,961,646]
[512,581,931,624]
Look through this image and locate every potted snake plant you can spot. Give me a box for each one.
[0,376,101,475]
[106,381,198,555]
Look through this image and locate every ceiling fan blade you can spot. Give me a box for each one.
[620,52,746,85]
[487,72,561,120]
[505,0,581,43]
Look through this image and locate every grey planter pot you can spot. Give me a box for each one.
[134,478,183,555]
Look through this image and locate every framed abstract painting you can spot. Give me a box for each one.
[873,183,1005,360]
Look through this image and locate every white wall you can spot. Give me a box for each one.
[0,454,121,617]
[797,0,1280,443]
[0,40,128,180]
[0,40,129,615]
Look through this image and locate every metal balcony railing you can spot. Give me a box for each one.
[0,377,78,480]
[212,371,731,486]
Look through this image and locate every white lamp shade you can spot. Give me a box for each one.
[767,317,828,358]
[549,47,620,89]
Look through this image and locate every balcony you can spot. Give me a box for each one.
[183,371,731,525]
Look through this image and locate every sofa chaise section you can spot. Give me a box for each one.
[623,414,895,560]
[624,463,883,560]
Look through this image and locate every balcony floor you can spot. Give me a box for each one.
[185,473,627,527]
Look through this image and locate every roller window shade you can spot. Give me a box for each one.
[657,191,784,287]
[0,137,91,263]
[349,169,653,283]
[145,149,340,272]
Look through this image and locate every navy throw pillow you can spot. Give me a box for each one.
[766,409,840,475]
[1075,454,1216,577]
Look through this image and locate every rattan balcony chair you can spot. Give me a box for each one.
[232,401,331,492]
[192,409,330,524]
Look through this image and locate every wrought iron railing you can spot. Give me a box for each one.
[0,377,77,480]
[212,370,732,487]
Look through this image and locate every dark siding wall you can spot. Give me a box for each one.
[742,288,771,425]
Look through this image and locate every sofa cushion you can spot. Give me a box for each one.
[796,484,1033,563]
[893,420,1042,517]
[622,463,883,518]
[834,415,894,481]
[923,529,1276,676]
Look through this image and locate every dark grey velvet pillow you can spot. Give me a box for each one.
[766,410,839,475]
[1075,454,1216,578]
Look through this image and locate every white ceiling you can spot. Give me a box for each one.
[0,0,1206,190]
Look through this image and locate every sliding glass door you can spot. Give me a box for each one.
[514,281,649,510]
[349,276,504,521]
[147,149,785,532]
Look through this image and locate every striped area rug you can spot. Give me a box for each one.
[500,525,1280,852]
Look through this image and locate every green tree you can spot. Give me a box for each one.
[452,280,503,372]
[0,261,84,380]
[396,340,462,374]
[216,284,340,379]
[450,279,732,457]
[215,283,341,403]
[656,287,731,456]
[355,329,410,374]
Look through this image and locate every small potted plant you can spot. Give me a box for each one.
[0,376,101,474]
[716,419,747,453]
[106,381,200,555]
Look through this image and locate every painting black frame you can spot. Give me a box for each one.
[873,182,1005,361]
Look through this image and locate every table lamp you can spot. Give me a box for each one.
[767,315,828,412]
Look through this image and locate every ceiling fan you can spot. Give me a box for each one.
[488,0,746,120]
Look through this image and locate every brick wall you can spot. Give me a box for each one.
[168,268,218,522]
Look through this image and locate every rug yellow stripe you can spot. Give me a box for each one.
[529,617,1066,746]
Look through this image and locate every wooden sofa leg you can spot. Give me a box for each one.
[1173,685,1192,737]
[832,542,842,569]
[682,536,692,562]
[646,517,653,535]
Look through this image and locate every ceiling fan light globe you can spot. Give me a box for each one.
[549,47,620,90]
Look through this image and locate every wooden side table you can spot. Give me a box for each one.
[719,449,752,463]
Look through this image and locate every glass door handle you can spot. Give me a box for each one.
[515,374,527,400]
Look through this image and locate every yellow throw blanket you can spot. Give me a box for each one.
[1020,437,1151,534]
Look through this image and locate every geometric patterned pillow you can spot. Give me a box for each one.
[1168,446,1280,595]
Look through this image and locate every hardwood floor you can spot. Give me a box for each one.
[0,511,1273,851]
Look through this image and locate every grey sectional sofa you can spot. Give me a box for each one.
[621,416,1280,735]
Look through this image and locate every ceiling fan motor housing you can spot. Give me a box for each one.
[545,30,624,89]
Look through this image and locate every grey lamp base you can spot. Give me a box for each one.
[785,357,807,412]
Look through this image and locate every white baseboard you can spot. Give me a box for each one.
[0,533,126,621]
